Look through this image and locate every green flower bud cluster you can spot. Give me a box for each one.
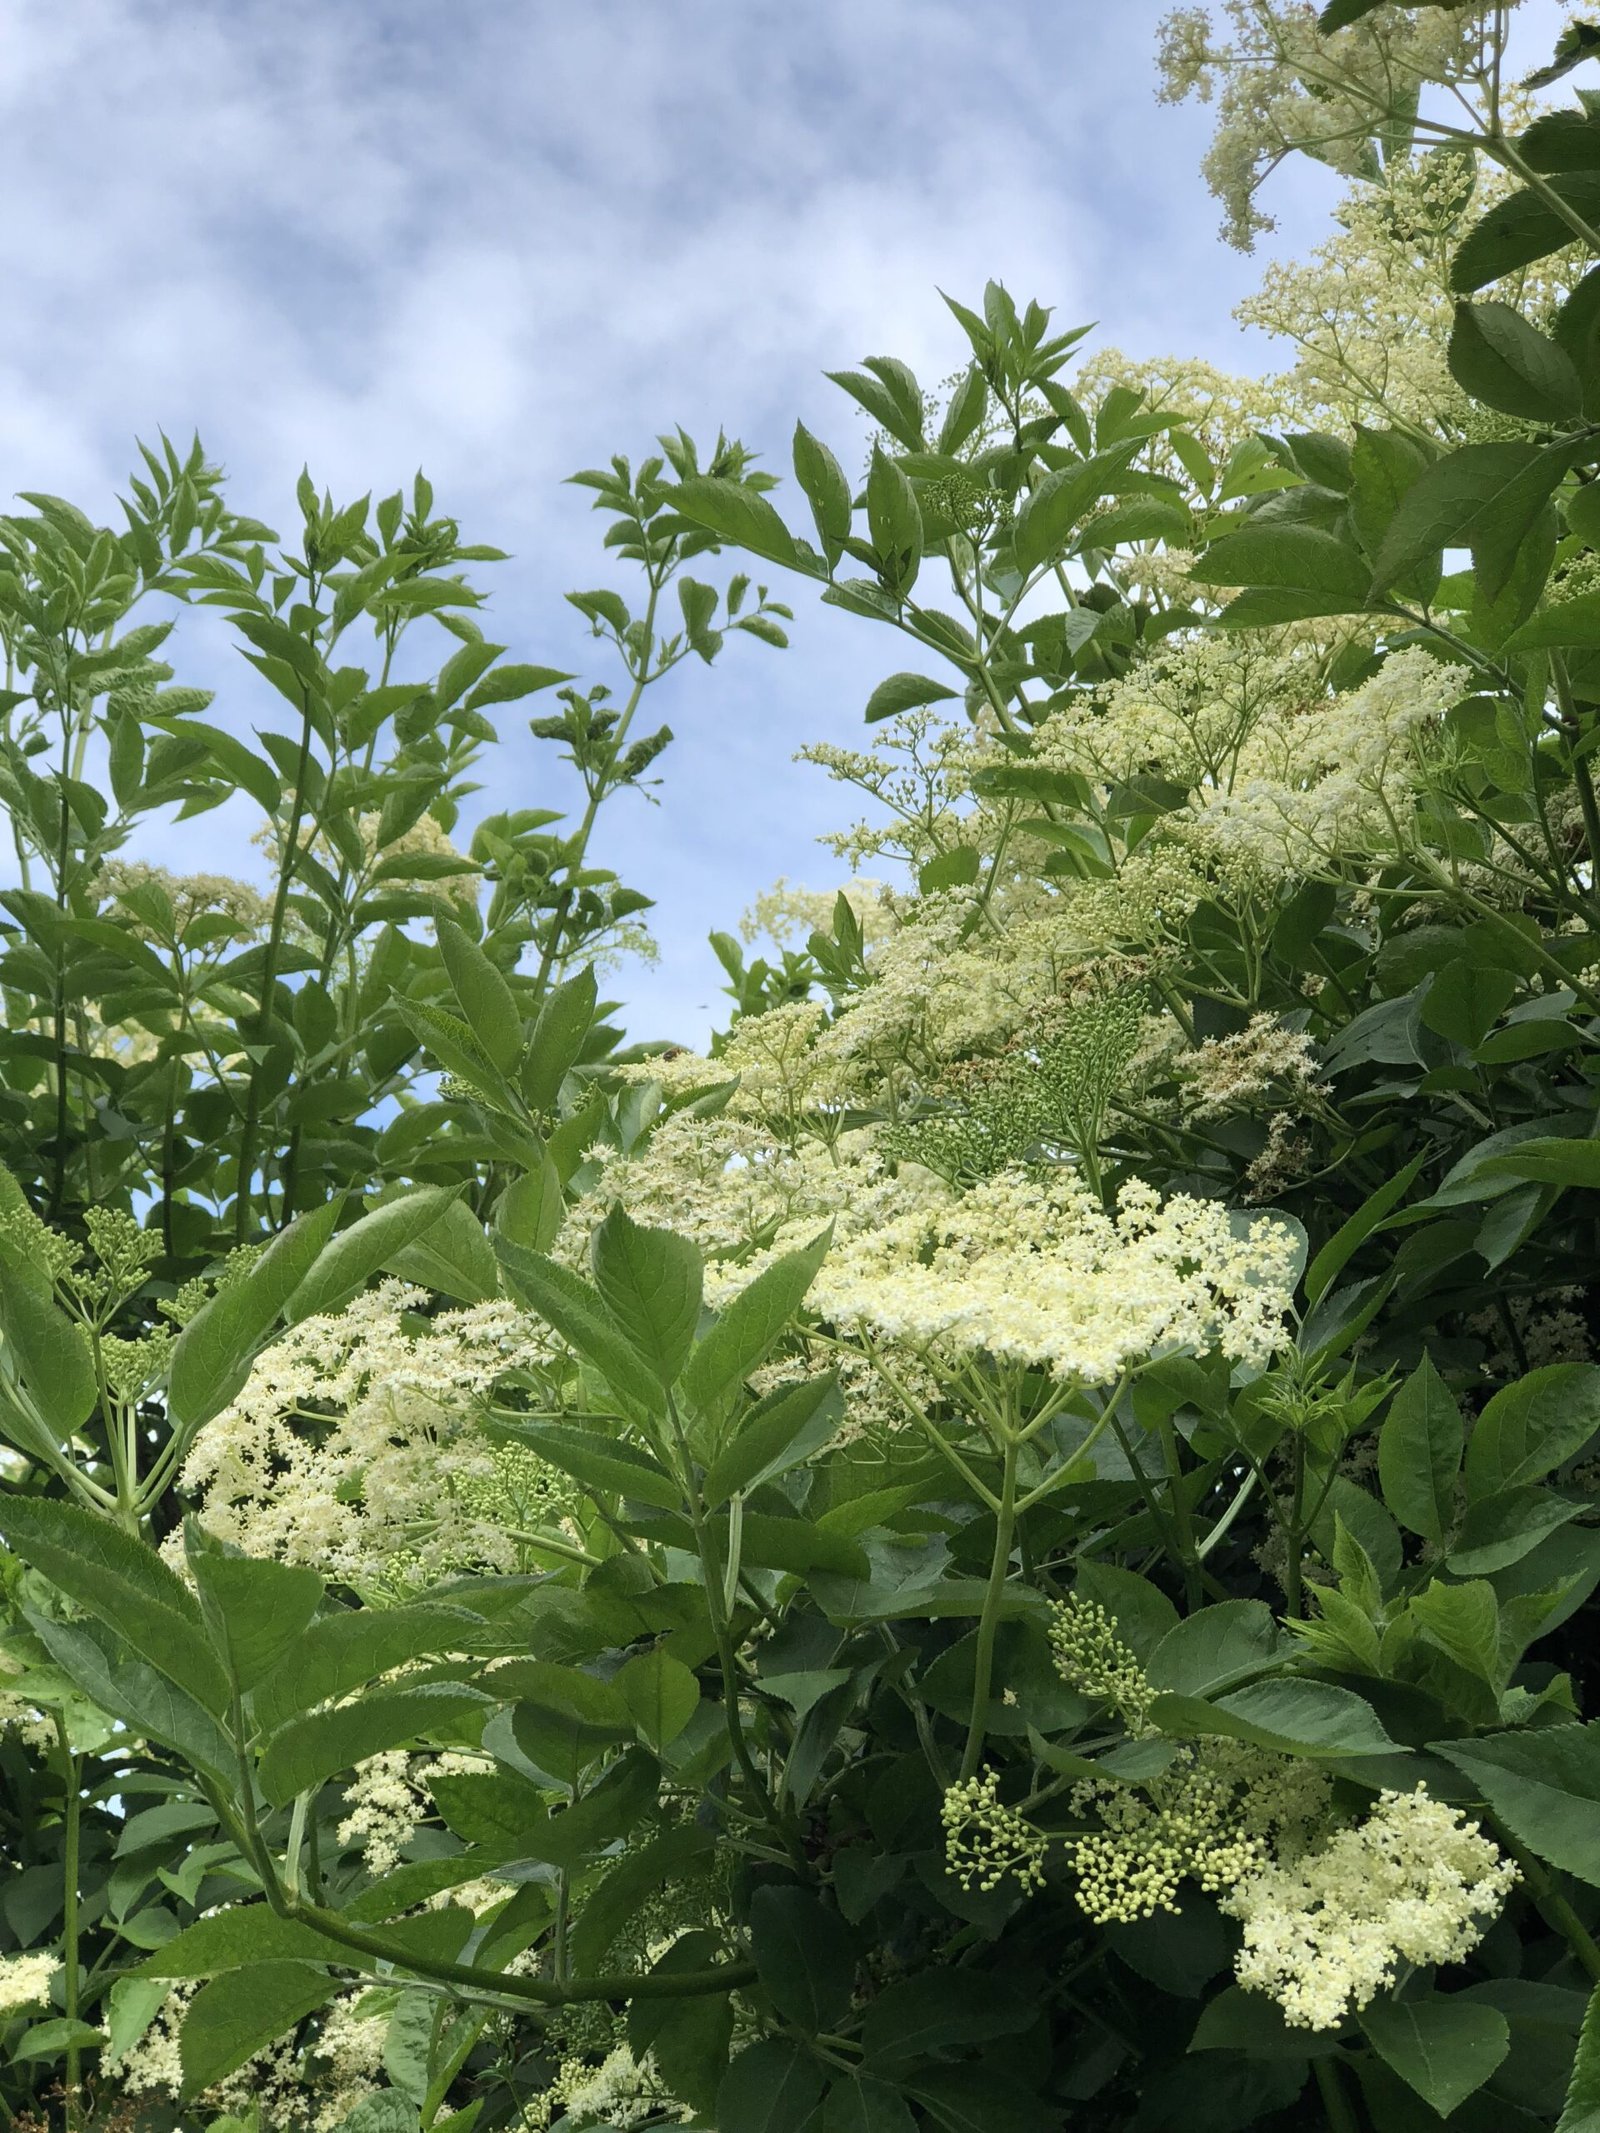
[940,1770,1049,1895]
[886,990,1147,1185]
[1049,1595,1155,1733]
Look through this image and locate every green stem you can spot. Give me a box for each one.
[959,1436,1018,1783]
[1313,2056,1360,2133]
[1284,1428,1307,1622]
[1157,1413,1202,1613]
[236,683,317,1242]
[1501,1830,1600,1984]
[55,1715,82,2133]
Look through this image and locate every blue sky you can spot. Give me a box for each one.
[0,0,1573,1039]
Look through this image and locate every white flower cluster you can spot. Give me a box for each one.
[175,1281,559,1586]
[567,1121,943,1309]
[0,1950,57,2013]
[118,1980,387,2131]
[1220,1784,1519,2028]
[1186,650,1467,876]
[1157,2,1501,249]
[1177,1014,1326,1121]
[812,1169,1300,1383]
[524,2043,684,2130]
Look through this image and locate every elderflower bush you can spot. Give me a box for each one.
[14,10,1600,2133]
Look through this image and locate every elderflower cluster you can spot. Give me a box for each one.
[0,1951,57,2013]
[1185,650,1467,875]
[1221,1785,1519,2028]
[566,1120,943,1308]
[97,859,270,942]
[799,708,982,871]
[118,1981,388,2131]
[942,1771,1049,1894]
[174,1281,563,1586]
[813,1168,1299,1384]
[740,875,891,950]
[1156,2,1502,249]
[1034,632,1319,795]
[523,2044,683,2131]
[1071,1742,1334,1926]
[1177,1014,1327,1121]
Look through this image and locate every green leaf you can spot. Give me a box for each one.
[862,1971,1032,2069]
[918,845,982,893]
[750,1885,856,2034]
[259,1683,492,1806]
[253,1602,492,1734]
[865,448,923,597]
[1306,1151,1428,1305]
[187,1529,324,1692]
[1421,960,1517,1047]
[24,1612,235,1781]
[629,1942,735,2118]
[863,671,960,724]
[493,1238,663,1414]
[1558,1981,1600,2133]
[718,2039,827,2133]
[381,1194,498,1306]
[1318,0,1387,25]
[1466,1363,1600,1496]
[287,1187,466,1324]
[331,2095,419,2133]
[793,423,853,565]
[616,1645,700,1753]
[1449,301,1583,423]
[1350,426,1433,571]
[462,662,574,710]
[1410,1578,1503,1688]
[823,2075,918,2133]
[1359,1996,1510,2117]
[828,358,927,448]
[682,1228,831,1413]
[1504,594,1600,653]
[180,1964,334,2097]
[1150,1678,1401,1759]
[494,1417,680,1510]
[0,1497,228,1712]
[1449,1486,1585,1575]
[0,1263,96,1433]
[1011,441,1143,574]
[590,1206,702,1388]
[138,1907,351,1977]
[1379,1353,1464,1547]
[13,2018,104,2062]
[436,917,522,1073]
[673,479,811,574]
[568,1827,714,1978]
[1435,1720,1600,1884]
[1370,441,1580,603]
[738,1512,869,1581]
[169,1200,343,1429]
[523,965,597,1113]
[703,1372,845,1506]
[1452,174,1600,294]
[1189,524,1370,624]
[1145,1601,1280,1699]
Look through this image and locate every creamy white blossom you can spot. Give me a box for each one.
[1221,1784,1518,2028]
[812,1168,1299,1382]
